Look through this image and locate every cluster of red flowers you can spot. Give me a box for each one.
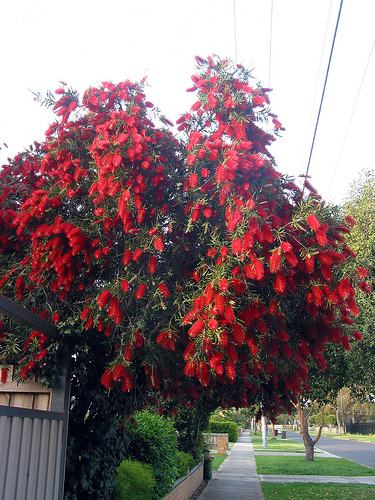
[0,55,369,418]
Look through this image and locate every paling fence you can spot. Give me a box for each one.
[0,346,70,500]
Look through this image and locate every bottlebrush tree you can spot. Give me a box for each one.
[0,56,370,481]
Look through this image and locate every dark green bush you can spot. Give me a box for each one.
[125,411,178,499]
[113,459,156,500]
[203,450,212,480]
[208,420,238,442]
[176,451,196,478]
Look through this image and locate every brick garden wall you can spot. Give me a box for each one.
[163,463,204,500]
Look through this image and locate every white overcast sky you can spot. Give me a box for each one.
[1,0,374,205]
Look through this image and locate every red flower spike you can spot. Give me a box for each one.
[188,319,205,338]
[97,290,111,309]
[135,283,147,299]
[306,214,321,230]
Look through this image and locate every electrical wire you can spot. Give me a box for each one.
[304,0,344,182]
[326,38,375,199]
[301,0,334,171]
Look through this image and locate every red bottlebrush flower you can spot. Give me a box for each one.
[358,280,372,294]
[320,263,332,282]
[215,294,225,314]
[346,296,360,316]
[215,164,227,184]
[97,289,111,309]
[316,227,328,246]
[312,286,324,307]
[232,323,245,346]
[124,342,134,361]
[113,364,125,381]
[305,254,315,273]
[274,272,286,294]
[225,361,236,382]
[121,280,130,292]
[84,317,94,330]
[281,343,292,358]
[208,319,219,330]
[232,238,242,255]
[122,249,132,266]
[352,330,364,341]
[135,283,147,299]
[275,330,290,342]
[209,351,224,368]
[52,313,60,324]
[149,255,157,274]
[219,278,229,292]
[198,361,210,386]
[269,299,278,316]
[357,267,369,278]
[1,367,9,383]
[16,275,24,300]
[188,319,205,338]
[270,248,282,273]
[80,307,91,321]
[113,153,122,167]
[189,173,198,188]
[344,215,356,226]
[341,335,351,351]
[253,260,264,281]
[187,154,196,166]
[153,238,164,252]
[207,248,217,257]
[132,249,143,261]
[100,369,113,389]
[306,213,321,230]
[204,284,216,305]
[184,360,196,376]
[158,283,170,298]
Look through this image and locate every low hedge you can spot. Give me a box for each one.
[208,420,238,442]
[176,451,196,478]
[113,459,156,500]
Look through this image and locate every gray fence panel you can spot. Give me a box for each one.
[0,407,64,500]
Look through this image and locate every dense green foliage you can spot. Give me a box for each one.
[124,411,178,499]
[208,420,238,442]
[176,451,197,478]
[113,460,156,500]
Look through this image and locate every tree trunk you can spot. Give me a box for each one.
[296,400,326,461]
[271,421,276,439]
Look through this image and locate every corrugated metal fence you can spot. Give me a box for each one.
[0,406,65,500]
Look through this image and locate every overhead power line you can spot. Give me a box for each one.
[326,38,375,199]
[304,0,344,182]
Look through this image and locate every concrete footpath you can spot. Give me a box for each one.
[198,429,264,500]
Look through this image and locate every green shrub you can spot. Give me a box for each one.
[208,420,238,442]
[176,451,196,478]
[113,460,156,500]
[124,411,178,499]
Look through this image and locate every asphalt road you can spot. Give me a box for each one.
[286,430,375,469]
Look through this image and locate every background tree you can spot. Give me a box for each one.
[0,55,370,497]
[342,169,375,397]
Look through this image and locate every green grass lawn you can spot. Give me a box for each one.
[261,483,375,500]
[251,433,305,452]
[210,453,227,470]
[255,455,375,476]
[310,432,375,444]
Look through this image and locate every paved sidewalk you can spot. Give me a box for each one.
[198,429,264,500]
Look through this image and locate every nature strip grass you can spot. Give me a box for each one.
[309,432,375,444]
[261,482,375,500]
[255,455,375,476]
[251,434,305,452]
[210,453,227,470]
